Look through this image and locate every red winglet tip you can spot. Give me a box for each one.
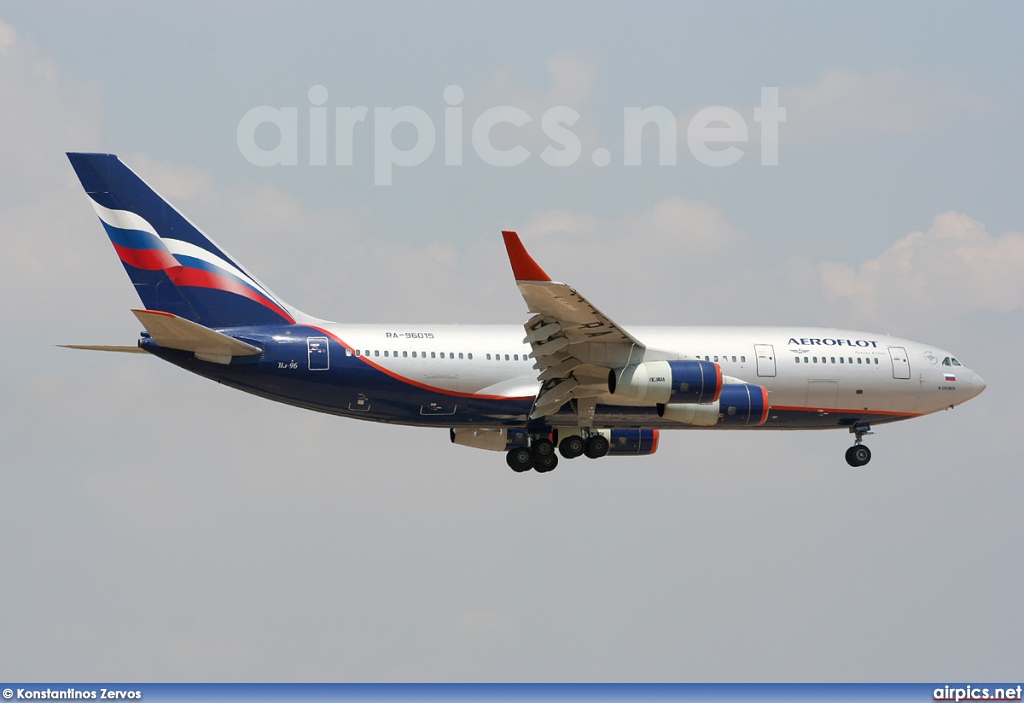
[502,231,551,282]
[133,308,175,318]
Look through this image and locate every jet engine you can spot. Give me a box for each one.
[609,360,722,404]
[658,383,769,427]
[606,428,660,455]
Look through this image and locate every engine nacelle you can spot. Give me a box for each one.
[606,428,660,456]
[450,427,529,451]
[609,359,722,404]
[658,383,769,427]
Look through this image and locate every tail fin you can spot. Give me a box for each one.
[67,152,298,328]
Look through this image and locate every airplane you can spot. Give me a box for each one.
[64,152,986,472]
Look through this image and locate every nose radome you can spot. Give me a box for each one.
[973,372,986,394]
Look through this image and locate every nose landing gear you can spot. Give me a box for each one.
[845,423,873,467]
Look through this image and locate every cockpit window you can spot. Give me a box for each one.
[942,357,951,366]
[951,358,962,366]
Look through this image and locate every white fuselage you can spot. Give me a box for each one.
[321,323,985,425]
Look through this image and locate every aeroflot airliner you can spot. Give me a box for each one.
[65,153,986,471]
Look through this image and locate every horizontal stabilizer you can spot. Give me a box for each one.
[58,345,148,354]
[132,309,262,364]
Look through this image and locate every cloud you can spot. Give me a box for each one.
[463,50,603,158]
[0,17,16,54]
[524,195,740,255]
[663,67,983,153]
[817,211,1024,324]
[781,67,984,140]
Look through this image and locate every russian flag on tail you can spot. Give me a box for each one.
[68,153,298,328]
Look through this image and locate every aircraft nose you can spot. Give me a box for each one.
[972,372,986,394]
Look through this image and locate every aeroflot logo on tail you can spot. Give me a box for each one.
[788,338,880,348]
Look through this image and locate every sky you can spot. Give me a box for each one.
[1,0,1022,682]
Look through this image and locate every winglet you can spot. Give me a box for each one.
[502,231,551,282]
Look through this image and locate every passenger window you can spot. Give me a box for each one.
[714,356,719,362]
[804,356,809,363]
[514,354,519,361]
[732,356,737,362]
[830,357,835,363]
[505,354,510,361]
[857,357,862,364]
[813,357,818,363]
[839,357,844,363]
[795,357,800,363]
[354,349,360,357]
[705,356,710,361]
[430,352,436,359]
[459,353,464,359]
[848,358,853,364]
[403,351,408,358]
[486,353,491,360]
[874,358,878,364]
[741,356,745,362]
[383,351,389,357]
[346,348,352,357]
[374,350,379,357]
[468,353,473,360]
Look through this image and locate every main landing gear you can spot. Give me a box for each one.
[845,423,873,467]
[505,431,609,473]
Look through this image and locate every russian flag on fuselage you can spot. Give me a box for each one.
[68,153,294,327]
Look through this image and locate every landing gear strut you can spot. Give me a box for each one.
[845,423,873,467]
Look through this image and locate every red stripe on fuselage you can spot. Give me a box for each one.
[770,404,921,418]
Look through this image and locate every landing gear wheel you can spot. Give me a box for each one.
[532,438,555,460]
[584,434,610,459]
[845,444,871,467]
[559,435,585,459]
[506,446,535,472]
[535,453,559,473]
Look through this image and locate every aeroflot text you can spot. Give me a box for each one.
[787,338,880,347]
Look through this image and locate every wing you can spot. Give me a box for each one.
[502,231,649,419]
